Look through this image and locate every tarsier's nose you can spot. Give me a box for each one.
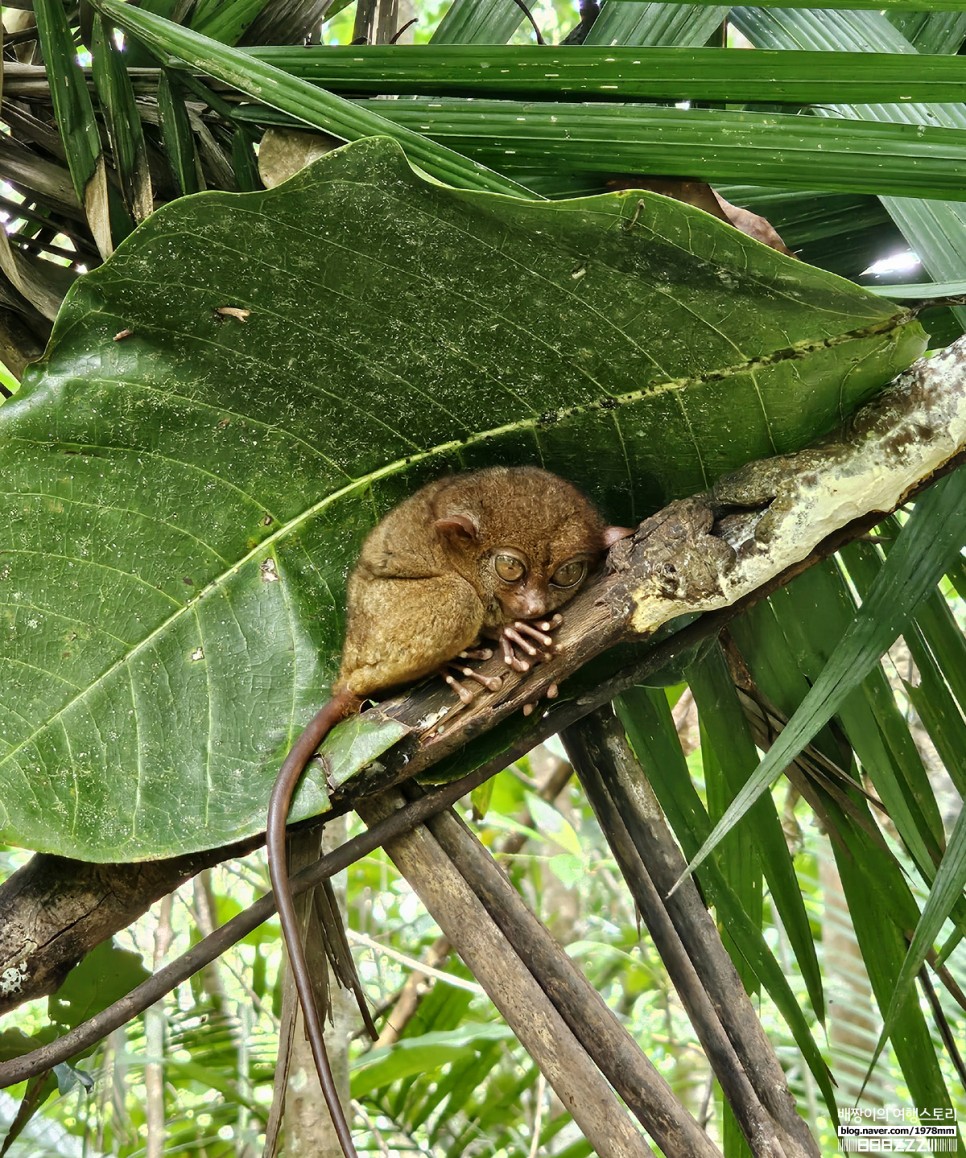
[504,588,548,621]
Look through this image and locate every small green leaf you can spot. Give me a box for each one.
[470,777,495,819]
[230,126,262,192]
[352,1024,512,1098]
[769,559,946,880]
[866,280,966,299]
[690,645,824,1019]
[157,69,204,196]
[362,99,966,203]
[431,0,524,44]
[323,713,411,791]
[871,803,966,1086]
[837,842,960,1125]
[897,10,966,52]
[90,0,535,199]
[33,0,112,258]
[248,44,966,106]
[91,15,153,224]
[526,792,582,856]
[49,941,151,1032]
[585,2,726,48]
[193,0,272,46]
[547,853,586,888]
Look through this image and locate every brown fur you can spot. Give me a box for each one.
[338,466,612,696]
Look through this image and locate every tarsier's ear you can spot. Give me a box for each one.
[603,525,636,548]
[435,513,479,543]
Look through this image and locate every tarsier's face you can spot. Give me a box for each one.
[428,464,615,628]
[482,544,598,624]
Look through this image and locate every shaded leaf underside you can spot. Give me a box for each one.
[0,138,926,859]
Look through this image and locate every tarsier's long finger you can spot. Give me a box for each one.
[508,621,558,649]
[441,670,476,704]
[522,681,559,716]
[459,647,494,661]
[458,666,504,692]
[503,626,541,658]
[500,633,532,672]
[523,613,563,635]
[443,664,504,701]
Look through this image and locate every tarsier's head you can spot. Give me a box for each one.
[433,466,628,626]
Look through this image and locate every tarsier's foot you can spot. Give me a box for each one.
[523,682,559,716]
[441,661,504,704]
[498,614,564,672]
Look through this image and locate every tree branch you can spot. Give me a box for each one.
[357,789,656,1158]
[399,782,722,1157]
[348,332,966,792]
[564,708,820,1158]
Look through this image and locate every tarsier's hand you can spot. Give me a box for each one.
[270,466,621,1158]
[497,613,564,672]
[495,614,565,715]
[441,613,566,708]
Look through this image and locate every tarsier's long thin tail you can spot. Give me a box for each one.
[266,690,360,1158]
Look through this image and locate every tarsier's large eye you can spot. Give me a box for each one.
[494,553,527,582]
[551,558,587,589]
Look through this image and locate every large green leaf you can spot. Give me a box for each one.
[0,137,926,862]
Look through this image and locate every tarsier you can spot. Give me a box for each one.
[266,465,629,1157]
